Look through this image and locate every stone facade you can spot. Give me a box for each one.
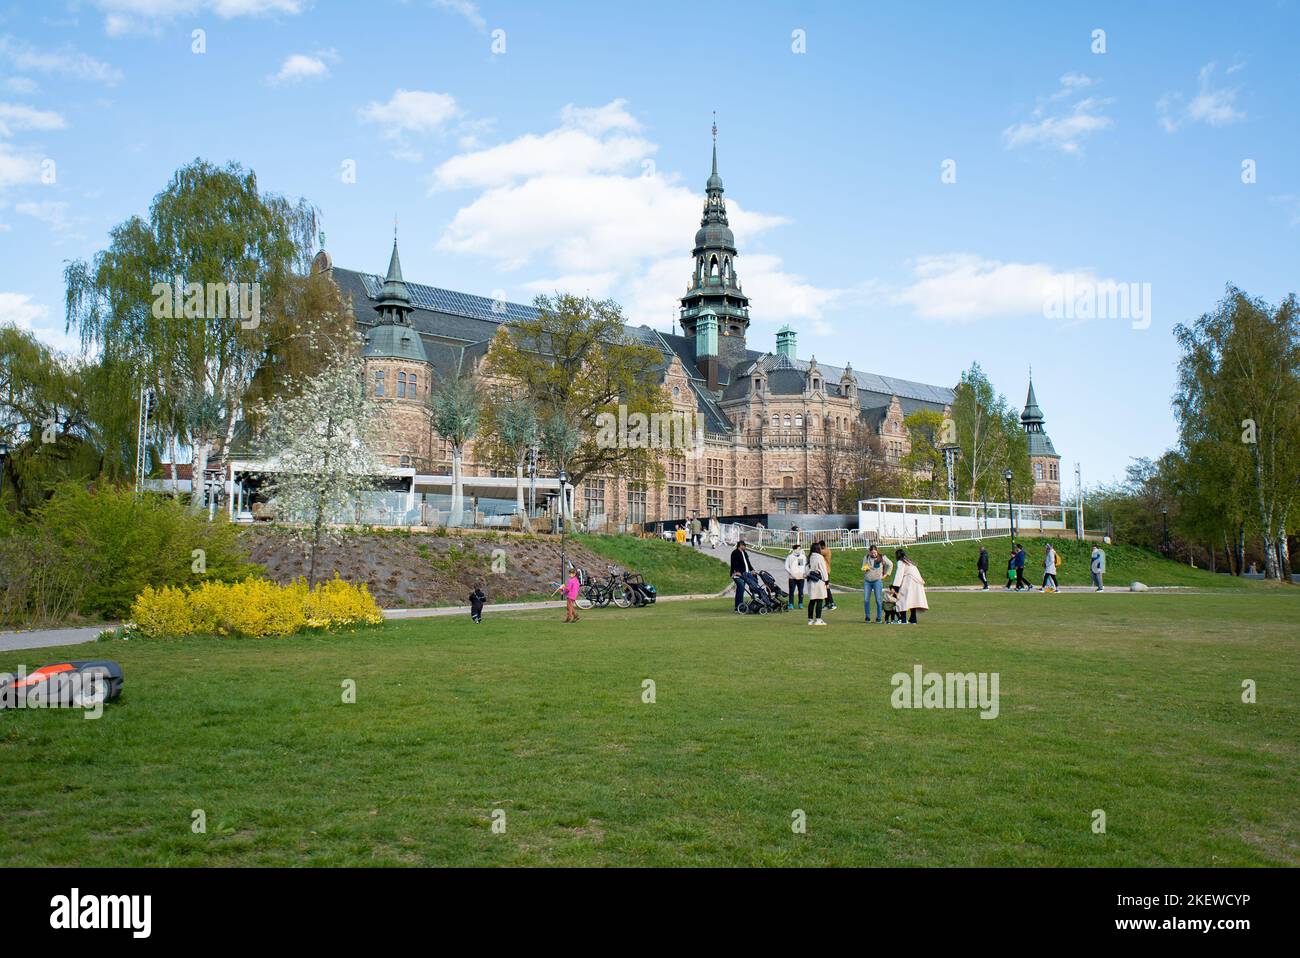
[324,133,1062,525]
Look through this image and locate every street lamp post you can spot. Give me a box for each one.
[0,439,10,501]
[557,468,569,588]
[1004,469,1015,544]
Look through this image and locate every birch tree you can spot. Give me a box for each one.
[65,159,320,511]
[1174,288,1299,580]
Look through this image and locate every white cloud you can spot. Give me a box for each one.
[1004,75,1113,154]
[433,0,487,32]
[0,291,81,353]
[431,100,835,329]
[92,0,303,36]
[0,101,67,137]
[0,35,122,85]
[15,199,71,229]
[270,52,332,84]
[3,77,38,95]
[1158,62,1246,132]
[890,253,1120,323]
[433,100,648,190]
[0,142,44,190]
[359,89,460,139]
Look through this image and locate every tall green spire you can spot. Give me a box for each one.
[375,234,413,323]
[681,116,750,376]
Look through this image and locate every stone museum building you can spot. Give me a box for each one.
[294,135,1062,527]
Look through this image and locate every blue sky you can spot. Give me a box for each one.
[1,0,1297,488]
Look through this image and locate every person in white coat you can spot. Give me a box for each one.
[806,543,829,626]
[784,544,807,610]
[891,548,928,624]
[1043,544,1058,592]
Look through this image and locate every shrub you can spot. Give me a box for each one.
[129,576,382,638]
[0,482,260,626]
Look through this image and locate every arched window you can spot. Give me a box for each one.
[397,371,407,398]
[400,455,411,468]
[1034,462,1043,480]
[772,415,779,428]
[409,373,417,396]
[672,385,681,400]
[794,414,803,427]
[373,370,385,397]
[784,414,792,427]
[709,256,719,278]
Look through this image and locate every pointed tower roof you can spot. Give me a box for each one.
[1021,376,1045,425]
[375,237,412,316]
[1020,375,1058,457]
[706,115,723,192]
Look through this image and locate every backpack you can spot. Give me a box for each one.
[1054,552,1063,568]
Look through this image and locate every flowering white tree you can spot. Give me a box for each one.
[257,343,383,584]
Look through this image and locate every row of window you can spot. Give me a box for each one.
[373,369,420,399]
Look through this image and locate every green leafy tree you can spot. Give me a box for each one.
[429,361,482,528]
[479,398,539,530]
[485,293,670,489]
[65,159,318,510]
[950,361,1027,501]
[1174,287,1300,579]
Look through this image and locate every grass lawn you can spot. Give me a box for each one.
[1,591,1296,866]
[759,536,1270,590]
[575,533,727,594]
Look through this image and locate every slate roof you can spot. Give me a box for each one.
[333,263,956,438]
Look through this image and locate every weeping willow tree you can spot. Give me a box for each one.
[64,159,337,510]
[0,326,140,511]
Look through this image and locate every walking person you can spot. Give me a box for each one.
[730,539,758,613]
[469,585,487,623]
[1013,543,1033,591]
[977,546,990,590]
[1090,543,1106,592]
[675,522,687,545]
[1042,543,1058,592]
[563,569,581,623]
[689,514,702,549]
[861,545,893,623]
[806,542,829,626]
[784,543,807,610]
[1004,548,1016,590]
[892,548,929,624]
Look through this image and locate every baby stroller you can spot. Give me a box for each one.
[623,571,657,606]
[741,574,784,614]
[758,570,789,609]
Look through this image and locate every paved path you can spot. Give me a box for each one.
[0,625,109,653]
[0,581,1219,651]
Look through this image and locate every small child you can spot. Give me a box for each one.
[468,586,486,623]
[563,571,581,623]
[882,586,901,624]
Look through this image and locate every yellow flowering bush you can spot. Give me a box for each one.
[129,576,383,638]
[130,585,195,638]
